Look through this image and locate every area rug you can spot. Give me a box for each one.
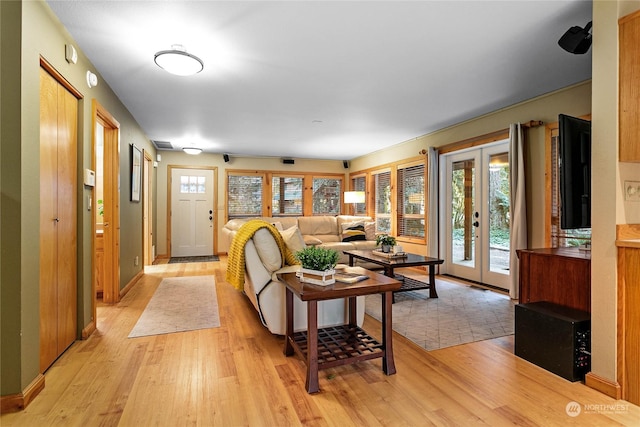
[365,274,515,351]
[168,255,219,264]
[128,275,220,338]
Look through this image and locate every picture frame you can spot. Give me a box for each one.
[130,144,141,202]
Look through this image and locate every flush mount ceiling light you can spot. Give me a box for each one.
[154,44,204,76]
[183,147,203,155]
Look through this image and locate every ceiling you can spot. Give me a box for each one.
[47,1,592,160]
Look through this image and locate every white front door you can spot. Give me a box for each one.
[171,168,214,257]
[440,141,511,290]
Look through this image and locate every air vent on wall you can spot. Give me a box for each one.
[152,140,173,150]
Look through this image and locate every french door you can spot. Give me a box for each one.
[440,141,511,289]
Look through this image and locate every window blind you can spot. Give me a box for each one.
[312,177,341,215]
[397,164,425,238]
[272,176,303,216]
[374,171,391,232]
[227,174,264,219]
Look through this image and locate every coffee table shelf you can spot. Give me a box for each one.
[291,325,385,369]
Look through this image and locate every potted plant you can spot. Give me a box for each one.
[376,234,397,253]
[295,246,339,285]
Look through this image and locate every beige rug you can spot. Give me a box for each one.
[365,274,515,351]
[128,275,220,338]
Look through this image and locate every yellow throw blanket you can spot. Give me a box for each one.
[225,220,299,291]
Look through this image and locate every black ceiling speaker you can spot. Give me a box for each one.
[558,21,592,54]
[223,153,230,163]
[343,160,349,169]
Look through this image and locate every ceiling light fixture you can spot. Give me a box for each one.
[154,44,204,76]
[183,147,203,155]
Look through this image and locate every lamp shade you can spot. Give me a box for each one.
[154,45,204,76]
[183,147,202,155]
[344,191,365,204]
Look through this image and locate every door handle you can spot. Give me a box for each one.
[209,216,213,220]
[473,221,479,227]
[104,222,110,227]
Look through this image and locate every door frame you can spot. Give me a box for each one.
[166,165,218,258]
[92,100,120,314]
[142,150,153,265]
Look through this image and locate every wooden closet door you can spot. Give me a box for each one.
[39,67,78,372]
[55,74,78,354]
[40,68,60,371]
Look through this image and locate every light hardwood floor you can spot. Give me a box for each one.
[2,259,638,426]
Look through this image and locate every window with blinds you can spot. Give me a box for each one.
[374,170,391,233]
[397,163,425,238]
[549,129,591,247]
[272,176,303,216]
[351,175,367,215]
[312,177,342,215]
[227,174,264,219]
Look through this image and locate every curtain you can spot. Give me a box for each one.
[427,147,439,259]
[509,123,527,299]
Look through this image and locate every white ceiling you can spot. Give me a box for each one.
[47,0,592,160]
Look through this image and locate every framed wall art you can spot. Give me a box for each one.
[131,144,141,202]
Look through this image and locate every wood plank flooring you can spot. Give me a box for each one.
[2,259,639,426]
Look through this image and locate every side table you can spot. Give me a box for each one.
[277,267,401,393]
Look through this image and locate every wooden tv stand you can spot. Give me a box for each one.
[516,247,591,312]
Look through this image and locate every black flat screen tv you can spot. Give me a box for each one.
[558,114,591,230]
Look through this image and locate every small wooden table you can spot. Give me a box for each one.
[277,267,401,394]
[344,249,444,299]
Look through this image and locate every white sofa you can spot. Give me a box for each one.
[221,215,379,264]
[225,216,379,335]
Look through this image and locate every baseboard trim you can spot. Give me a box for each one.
[82,320,96,340]
[120,270,144,299]
[585,372,622,399]
[0,374,45,413]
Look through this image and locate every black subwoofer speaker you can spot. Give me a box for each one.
[515,301,591,382]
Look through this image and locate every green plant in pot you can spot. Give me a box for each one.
[376,234,397,253]
[295,246,339,285]
[295,246,339,271]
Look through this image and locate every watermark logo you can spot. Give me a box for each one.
[565,400,630,417]
[566,401,582,417]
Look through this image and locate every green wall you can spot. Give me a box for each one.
[0,0,157,395]
[1,0,24,395]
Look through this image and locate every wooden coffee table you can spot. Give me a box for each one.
[344,249,444,299]
[277,267,401,394]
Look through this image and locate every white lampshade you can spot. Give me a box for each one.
[154,45,204,76]
[183,147,203,155]
[344,191,365,204]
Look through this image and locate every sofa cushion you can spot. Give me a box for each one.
[253,228,283,272]
[280,225,306,254]
[297,216,338,236]
[341,221,366,242]
[303,235,323,246]
[364,221,376,240]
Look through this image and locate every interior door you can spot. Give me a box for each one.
[39,66,78,372]
[170,167,214,257]
[93,100,120,308]
[441,141,511,289]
